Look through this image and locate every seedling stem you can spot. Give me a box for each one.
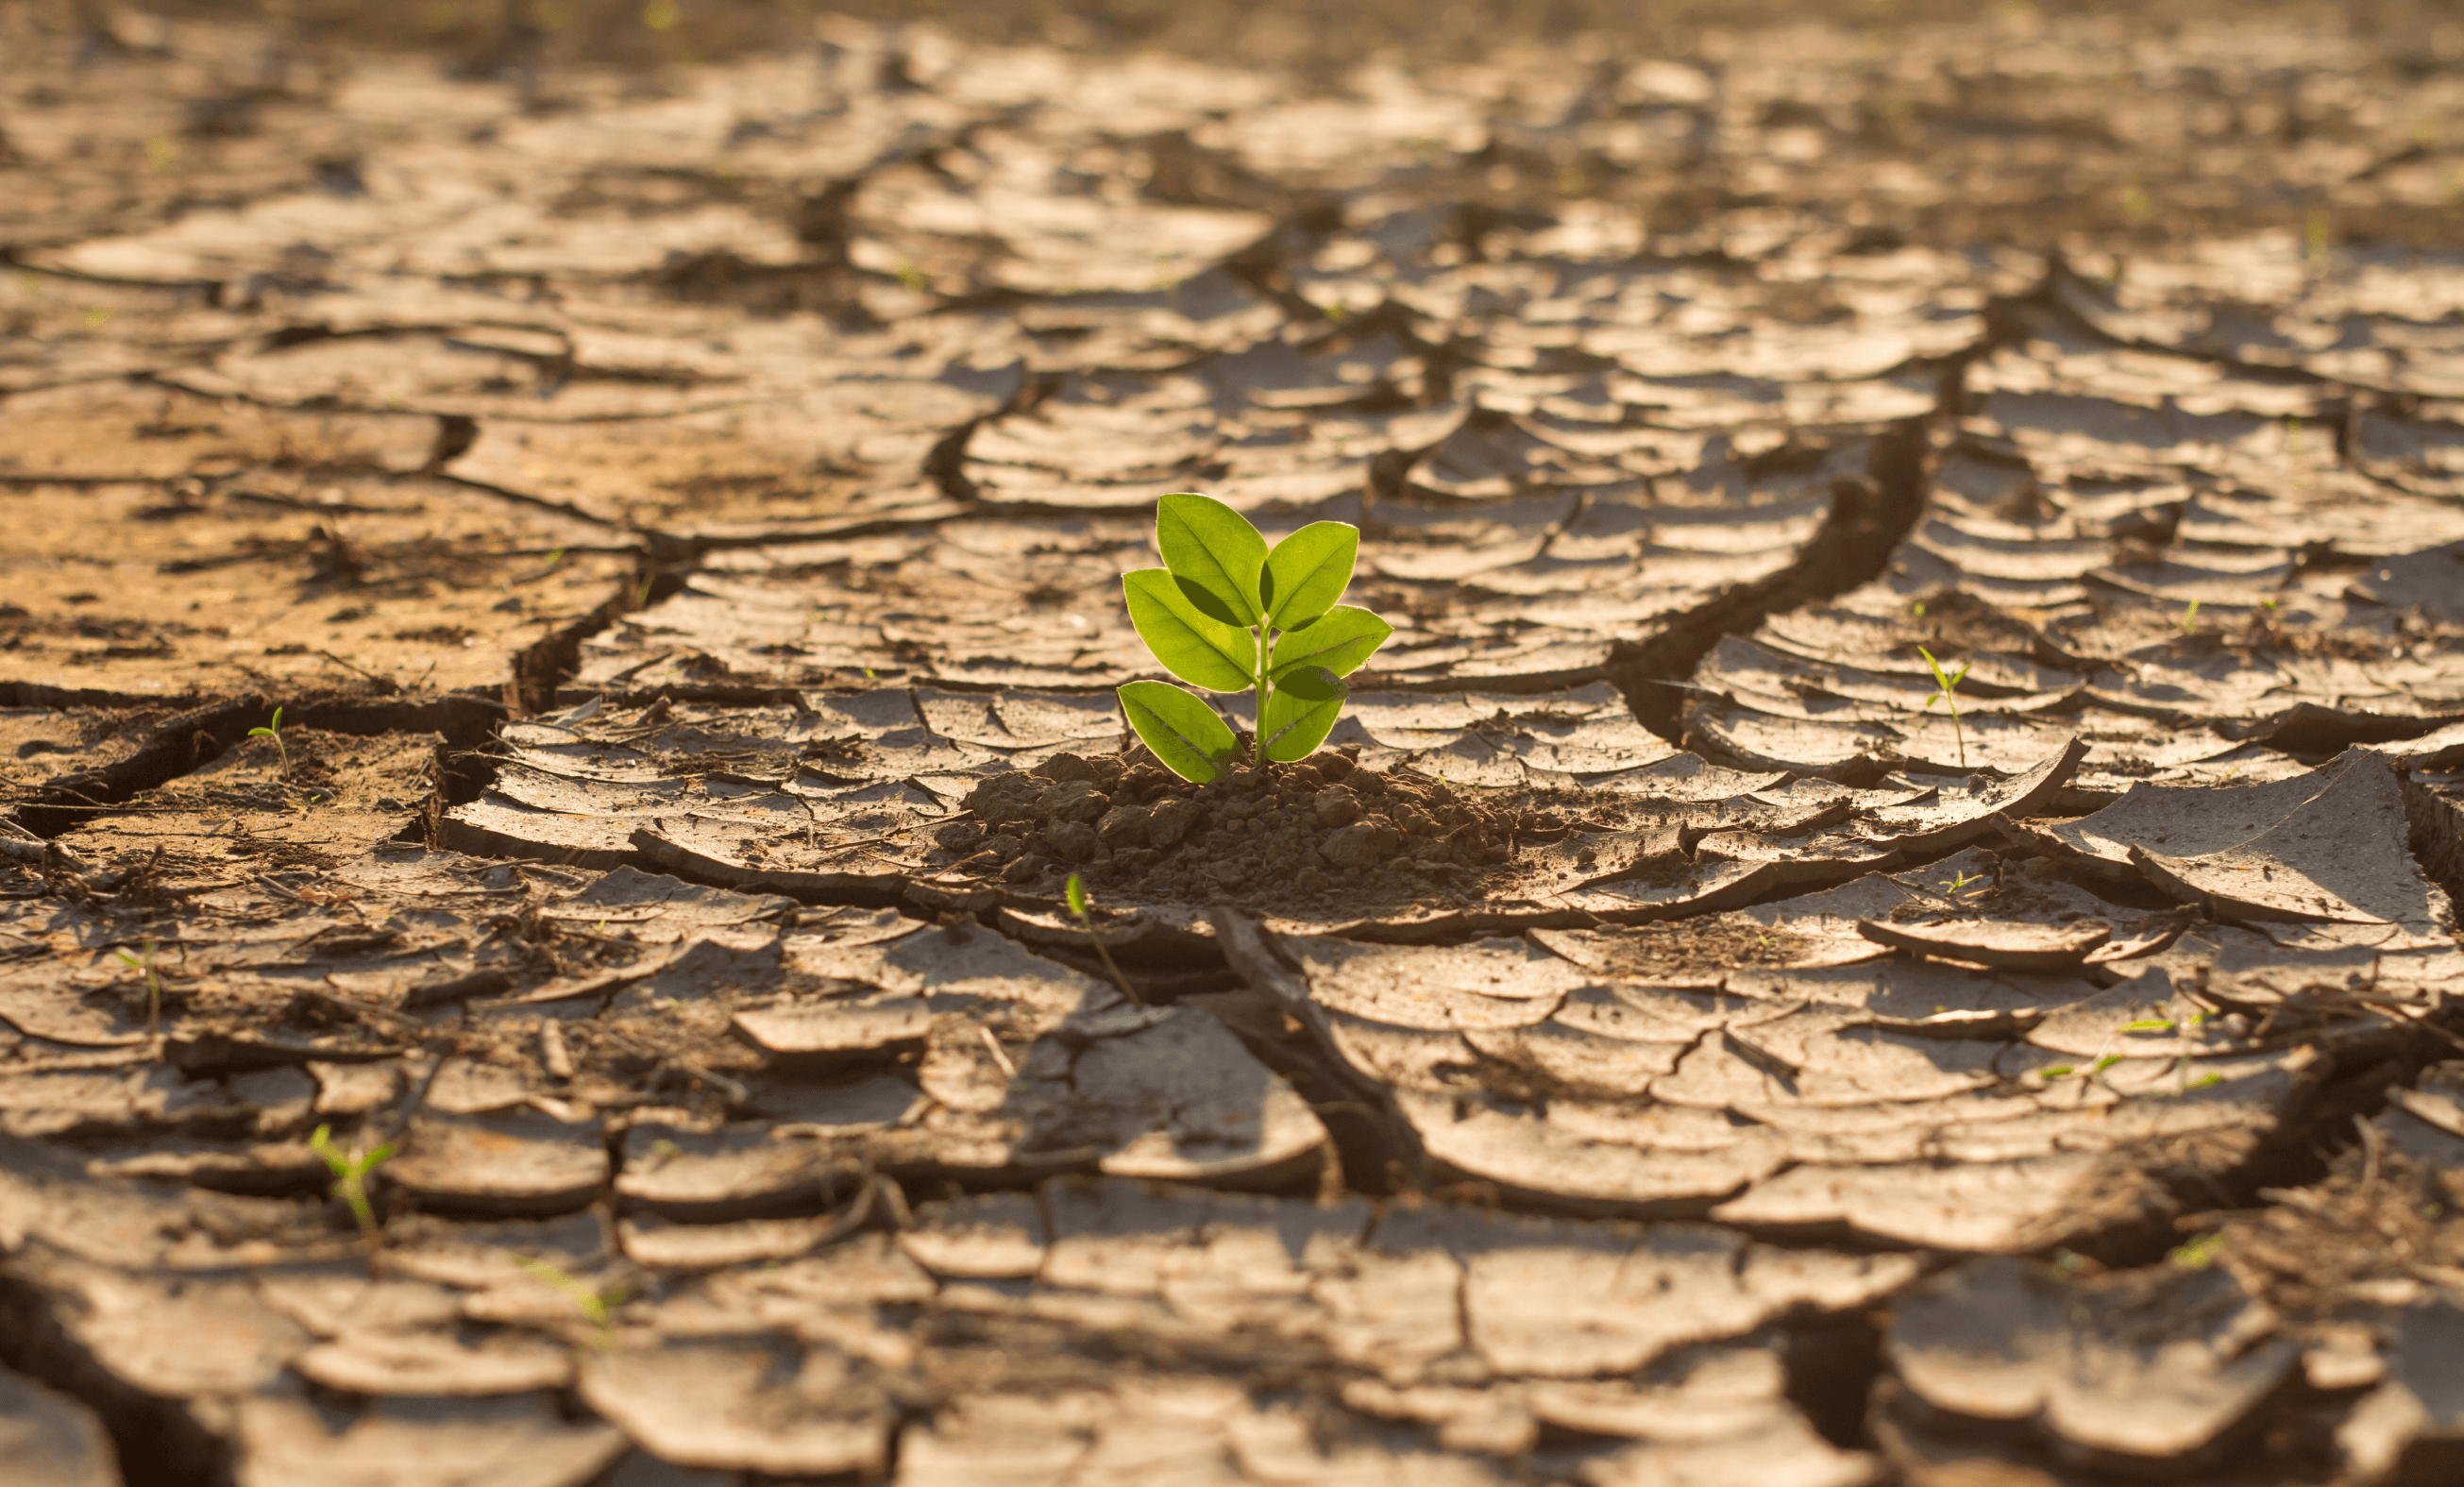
[1065,873,1142,1006]
[310,1123,397,1274]
[1917,647,1972,769]
[112,938,161,1039]
[247,705,289,781]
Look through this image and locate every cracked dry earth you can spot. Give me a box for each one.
[8,5,2464,1486]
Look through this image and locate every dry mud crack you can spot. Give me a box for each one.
[8,4,2464,1484]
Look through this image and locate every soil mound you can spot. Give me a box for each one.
[937,747,1561,907]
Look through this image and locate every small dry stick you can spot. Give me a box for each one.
[1065,872,1142,1006]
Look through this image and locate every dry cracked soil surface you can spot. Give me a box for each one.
[7,1,2464,1483]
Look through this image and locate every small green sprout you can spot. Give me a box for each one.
[2178,599,2202,635]
[310,1123,397,1271]
[1065,872,1141,1007]
[1916,647,1972,769]
[515,1256,633,1333]
[2039,1054,2125,1083]
[1910,600,1926,618]
[2167,1231,2225,1271]
[1938,870,1984,898]
[112,938,161,1039]
[247,705,289,779]
[1119,493,1390,780]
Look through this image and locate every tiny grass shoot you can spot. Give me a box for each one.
[2179,599,2202,635]
[1938,870,1983,898]
[1064,871,1141,1007]
[515,1255,633,1335]
[247,705,289,781]
[2167,1231,2225,1270]
[1916,647,1973,769]
[1119,493,1389,782]
[310,1123,397,1272]
[112,938,161,1039]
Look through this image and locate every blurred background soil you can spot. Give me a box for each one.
[8,0,2464,255]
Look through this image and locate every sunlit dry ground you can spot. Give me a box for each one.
[4,3,2464,1484]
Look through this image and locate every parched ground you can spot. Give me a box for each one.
[6,2,2464,1484]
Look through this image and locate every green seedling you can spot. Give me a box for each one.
[1916,647,1972,769]
[1938,870,1983,898]
[1065,872,1141,1007]
[310,1123,397,1271]
[515,1255,633,1334]
[2167,1231,2226,1271]
[247,705,289,780]
[2037,1053,2124,1082]
[2178,599,2202,635]
[1118,493,1390,781]
[112,938,161,1039]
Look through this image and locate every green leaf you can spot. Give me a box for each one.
[1118,682,1238,784]
[1270,605,1391,683]
[1065,873,1089,919]
[1122,569,1257,692]
[1259,681,1343,763]
[1155,493,1267,627]
[1274,665,1348,701]
[1262,521,1359,630]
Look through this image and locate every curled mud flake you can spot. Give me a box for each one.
[1882,1256,2300,1474]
